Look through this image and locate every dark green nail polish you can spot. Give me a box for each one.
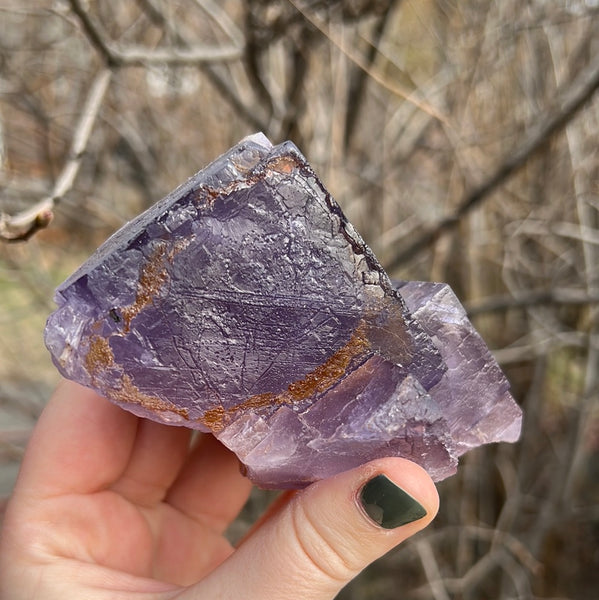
[359,474,427,529]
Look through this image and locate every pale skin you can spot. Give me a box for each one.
[0,380,439,599]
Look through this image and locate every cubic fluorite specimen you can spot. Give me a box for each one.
[44,133,522,489]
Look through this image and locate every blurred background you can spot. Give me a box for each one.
[1,0,598,598]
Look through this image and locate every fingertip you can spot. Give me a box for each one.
[356,457,439,533]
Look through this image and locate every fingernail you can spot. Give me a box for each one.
[359,474,427,529]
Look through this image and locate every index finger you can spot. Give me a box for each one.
[13,379,139,500]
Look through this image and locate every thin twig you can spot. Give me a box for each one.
[415,540,452,600]
[0,69,111,242]
[387,51,599,270]
[191,0,245,48]
[465,288,599,316]
[492,331,590,365]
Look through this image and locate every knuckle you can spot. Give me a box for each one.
[289,499,362,585]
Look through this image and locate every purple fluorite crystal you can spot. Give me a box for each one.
[44,133,522,489]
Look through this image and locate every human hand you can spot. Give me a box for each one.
[0,380,438,599]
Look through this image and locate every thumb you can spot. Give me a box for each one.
[177,457,439,600]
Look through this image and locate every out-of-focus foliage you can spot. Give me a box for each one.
[1,1,598,598]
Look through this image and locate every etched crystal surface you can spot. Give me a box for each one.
[44,133,522,489]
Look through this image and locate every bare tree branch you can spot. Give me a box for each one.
[0,0,262,243]
[0,69,111,242]
[286,0,448,124]
[68,0,116,66]
[136,0,268,131]
[387,51,599,270]
[344,0,397,148]
[116,45,243,65]
[69,0,243,66]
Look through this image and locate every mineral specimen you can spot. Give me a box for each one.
[44,133,522,489]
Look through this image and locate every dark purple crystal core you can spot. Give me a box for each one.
[44,133,522,488]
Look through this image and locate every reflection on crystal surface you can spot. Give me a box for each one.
[44,133,522,489]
